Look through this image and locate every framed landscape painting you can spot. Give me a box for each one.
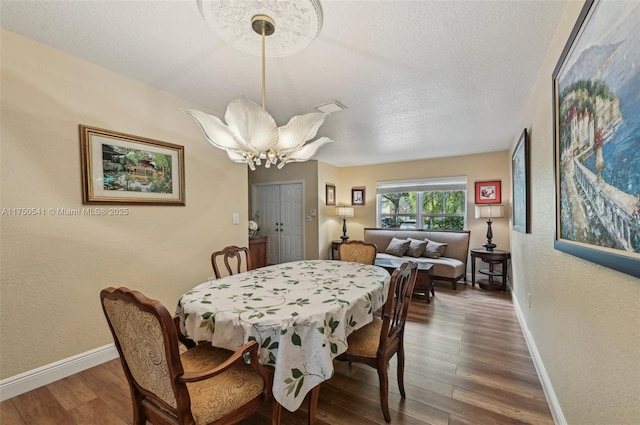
[80,126,185,205]
[552,0,639,277]
[512,129,530,234]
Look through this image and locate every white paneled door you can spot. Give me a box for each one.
[253,183,304,265]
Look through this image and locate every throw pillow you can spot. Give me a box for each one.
[423,239,448,258]
[385,238,411,257]
[405,238,428,258]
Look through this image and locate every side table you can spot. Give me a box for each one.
[470,249,511,291]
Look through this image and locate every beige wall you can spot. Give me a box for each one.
[509,2,640,424]
[317,161,341,259]
[0,30,249,378]
[323,151,511,264]
[248,161,320,260]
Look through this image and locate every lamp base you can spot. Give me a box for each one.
[340,217,350,242]
[484,219,496,251]
[483,242,496,252]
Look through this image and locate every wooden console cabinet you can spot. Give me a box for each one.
[249,235,268,269]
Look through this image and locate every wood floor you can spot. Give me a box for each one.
[1,282,554,425]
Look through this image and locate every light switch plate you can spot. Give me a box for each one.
[232,213,240,224]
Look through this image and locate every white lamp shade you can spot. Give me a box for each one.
[335,206,355,218]
[475,205,504,219]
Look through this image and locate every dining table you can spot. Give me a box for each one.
[175,259,391,416]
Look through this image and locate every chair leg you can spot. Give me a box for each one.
[271,399,282,425]
[131,392,146,425]
[376,361,391,423]
[397,344,406,398]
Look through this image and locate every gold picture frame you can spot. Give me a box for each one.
[80,125,185,205]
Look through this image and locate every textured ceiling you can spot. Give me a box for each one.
[1,0,566,167]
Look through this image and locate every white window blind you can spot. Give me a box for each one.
[376,177,467,194]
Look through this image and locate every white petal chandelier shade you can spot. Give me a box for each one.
[182,97,334,170]
[183,13,334,170]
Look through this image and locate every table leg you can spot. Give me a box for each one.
[502,259,507,291]
[272,399,283,424]
[471,256,477,287]
[308,385,320,425]
[428,269,434,301]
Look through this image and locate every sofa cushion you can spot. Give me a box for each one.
[385,238,411,257]
[405,238,427,258]
[423,239,448,258]
[419,256,465,279]
[374,253,465,280]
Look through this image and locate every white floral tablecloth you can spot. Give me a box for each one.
[176,260,390,412]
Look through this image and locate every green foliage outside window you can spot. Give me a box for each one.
[379,190,465,230]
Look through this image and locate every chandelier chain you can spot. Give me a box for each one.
[261,21,266,110]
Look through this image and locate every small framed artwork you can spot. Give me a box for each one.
[325,184,336,206]
[512,129,530,233]
[80,125,185,205]
[474,180,501,204]
[351,187,365,206]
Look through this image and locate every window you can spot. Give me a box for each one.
[377,178,467,230]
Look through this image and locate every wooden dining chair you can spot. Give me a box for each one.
[211,245,253,279]
[335,261,418,422]
[337,240,377,264]
[100,287,281,425]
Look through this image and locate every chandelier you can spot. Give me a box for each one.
[183,14,334,170]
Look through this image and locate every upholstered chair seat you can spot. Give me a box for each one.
[180,345,265,424]
[343,318,383,357]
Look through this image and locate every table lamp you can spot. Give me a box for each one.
[335,206,355,241]
[475,205,504,251]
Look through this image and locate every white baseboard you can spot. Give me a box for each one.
[512,295,566,425]
[0,343,118,401]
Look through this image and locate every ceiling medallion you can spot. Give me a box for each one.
[198,0,323,57]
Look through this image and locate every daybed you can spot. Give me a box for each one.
[364,228,471,290]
